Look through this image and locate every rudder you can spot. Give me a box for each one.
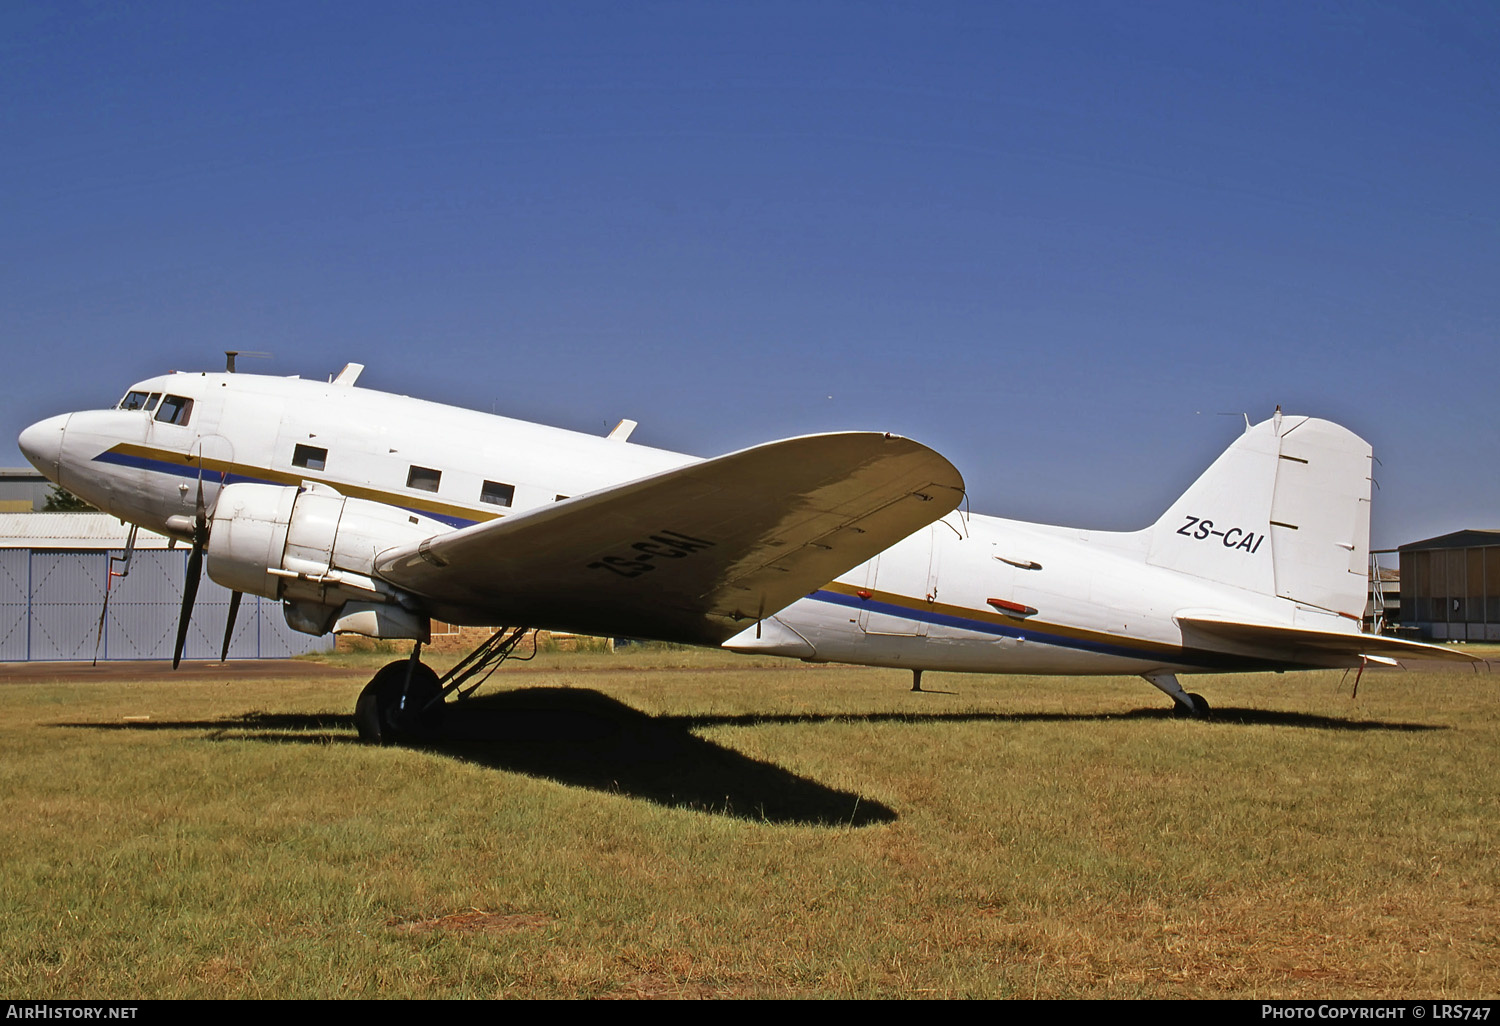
[1146,413,1372,617]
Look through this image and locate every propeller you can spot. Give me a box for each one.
[171,460,245,666]
[220,590,242,663]
[171,473,209,669]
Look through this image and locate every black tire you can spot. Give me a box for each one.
[354,660,443,744]
[353,678,388,744]
[1170,693,1211,720]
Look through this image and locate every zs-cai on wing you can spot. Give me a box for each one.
[374,432,965,644]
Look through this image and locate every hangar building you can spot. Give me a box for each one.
[0,468,51,512]
[1398,530,1500,642]
[0,513,333,661]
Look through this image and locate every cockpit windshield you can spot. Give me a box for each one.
[118,390,162,412]
[155,394,193,426]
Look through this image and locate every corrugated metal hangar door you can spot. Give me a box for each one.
[4,549,333,661]
[0,549,27,661]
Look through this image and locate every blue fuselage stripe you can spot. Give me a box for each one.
[803,588,1291,671]
[807,588,1157,660]
[92,449,481,529]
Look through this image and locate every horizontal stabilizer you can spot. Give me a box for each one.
[375,432,964,644]
[1177,612,1481,666]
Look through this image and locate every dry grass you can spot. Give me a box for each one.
[0,650,1495,999]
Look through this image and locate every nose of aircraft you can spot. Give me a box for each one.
[18,413,69,481]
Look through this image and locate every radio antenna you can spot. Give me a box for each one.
[224,350,271,373]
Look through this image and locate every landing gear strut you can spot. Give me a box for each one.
[1142,671,1211,720]
[353,627,534,744]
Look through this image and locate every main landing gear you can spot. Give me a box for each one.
[354,626,533,744]
[354,653,442,744]
[1142,671,1211,720]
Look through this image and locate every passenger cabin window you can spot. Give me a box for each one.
[407,466,441,492]
[480,480,514,507]
[293,444,327,471]
[119,390,161,412]
[155,395,193,425]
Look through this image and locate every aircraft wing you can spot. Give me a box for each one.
[374,432,965,644]
[1176,612,1482,666]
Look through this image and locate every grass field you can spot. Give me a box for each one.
[1,647,1496,999]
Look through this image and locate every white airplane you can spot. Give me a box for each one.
[18,362,1469,741]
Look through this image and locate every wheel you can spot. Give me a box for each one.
[354,660,443,744]
[1170,692,1211,720]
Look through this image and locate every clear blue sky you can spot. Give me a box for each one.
[4,1,1496,549]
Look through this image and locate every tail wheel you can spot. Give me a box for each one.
[1170,692,1211,720]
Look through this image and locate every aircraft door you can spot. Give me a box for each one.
[858,525,938,637]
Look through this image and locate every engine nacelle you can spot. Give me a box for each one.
[205,482,448,636]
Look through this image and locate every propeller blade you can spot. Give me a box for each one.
[173,468,210,670]
[194,467,207,525]
[173,541,203,669]
[220,591,242,663]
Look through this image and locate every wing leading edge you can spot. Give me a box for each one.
[375,432,965,644]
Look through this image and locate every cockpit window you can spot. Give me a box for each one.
[120,391,163,412]
[155,395,193,426]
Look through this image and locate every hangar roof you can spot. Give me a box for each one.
[1398,529,1500,552]
[0,513,176,550]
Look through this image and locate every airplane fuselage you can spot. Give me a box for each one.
[741,515,1340,676]
[20,369,1400,685]
[25,370,697,536]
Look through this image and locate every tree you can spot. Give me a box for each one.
[42,485,99,512]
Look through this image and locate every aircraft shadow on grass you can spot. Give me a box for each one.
[57,687,894,826]
[55,686,1445,824]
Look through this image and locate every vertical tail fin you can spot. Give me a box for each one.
[1146,414,1372,617]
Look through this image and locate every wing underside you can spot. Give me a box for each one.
[375,432,965,644]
